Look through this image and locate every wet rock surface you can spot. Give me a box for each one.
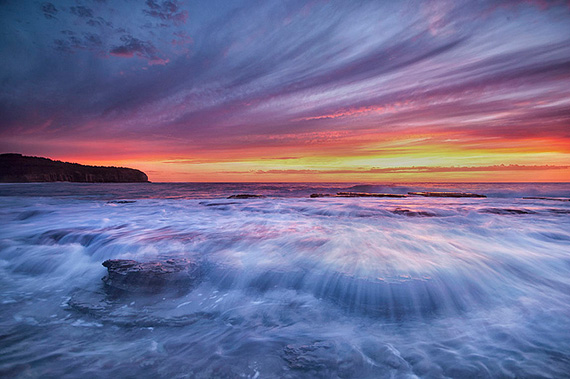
[480,208,535,215]
[200,201,239,207]
[310,192,408,198]
[282,341,363,376]
[392,208,438,217]
[102,258,202,293]
[337,192,408,198]
[310,193,334,198]
[67,290,218,327]
[227,194,266,199]
[409,191,487,198]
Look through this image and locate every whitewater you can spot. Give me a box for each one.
[1,183,569,378]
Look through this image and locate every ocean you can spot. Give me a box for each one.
[1,182,569,378]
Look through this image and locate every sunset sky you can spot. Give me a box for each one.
[1,0,569,182]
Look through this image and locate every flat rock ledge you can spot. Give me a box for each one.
[102,258,202,293]
[310,192,407,198]
[408,192,486,198]
[227,194,266,199]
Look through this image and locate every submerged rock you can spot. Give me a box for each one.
[67,290,218,327]
[392,208,438,217]
[282,341,362,374]
[283,341,339,372]
[227,194,265,199]
[408,192,486,198]
[337,192,408,198]
[480,208,534,215]
[102,258,202,293]
[310,193,334,198]
[200,201,239,206]
[310,192,407,198]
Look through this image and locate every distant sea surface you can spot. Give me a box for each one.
[1,181,570,199]
[1,182,569,378]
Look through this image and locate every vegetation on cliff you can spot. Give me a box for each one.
[0,153,149,183]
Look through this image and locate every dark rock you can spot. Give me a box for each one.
[200,202,239,206]
[310,193,333,198]
[337,192,407,198]
[392,208,438,217]
[480,208,534,215]
[227,194,265,199]
[102,258,202,293]
[408,191,486,198]
[0,153,148,183]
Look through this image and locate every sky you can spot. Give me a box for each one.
[1,0,569,182]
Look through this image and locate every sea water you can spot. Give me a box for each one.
[0,183,569,378]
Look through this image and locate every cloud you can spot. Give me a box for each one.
[41,2,58,19]
[143,0,188,25]
[261,157,299,160]
[1,0,569,167]
[244,165,570,175]
[110,35,165,63]
[70,6,94,18]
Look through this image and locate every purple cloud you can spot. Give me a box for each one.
[143,0,188,25]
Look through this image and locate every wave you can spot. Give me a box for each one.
[1,191,569,377]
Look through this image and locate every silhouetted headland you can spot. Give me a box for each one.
[0,153,148,183]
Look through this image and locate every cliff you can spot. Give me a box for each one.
[0,153,149,183]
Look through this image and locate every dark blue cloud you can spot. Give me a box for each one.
[41,2,58,19]
[69,5,94,18]
[143,0,188,24]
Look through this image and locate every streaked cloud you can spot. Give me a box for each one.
[245,165,570,175]
[0,0,569,181]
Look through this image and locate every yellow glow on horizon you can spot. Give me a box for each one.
[15,127,569,182]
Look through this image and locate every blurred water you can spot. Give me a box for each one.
[0,183,569,378]
[1,181,569,199]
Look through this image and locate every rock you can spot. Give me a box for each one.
[67,290,217,327]
[392,208,437,217]
[480,208,534,215]
[283,341,337,371]
[0,153,148,183]
[102,258,202,293]
[337,192,408,198]
[227,194,265,199]
[200,202,239,206]
[310,193,333,198]
[408,191,486,198]
[282,341,364,377]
